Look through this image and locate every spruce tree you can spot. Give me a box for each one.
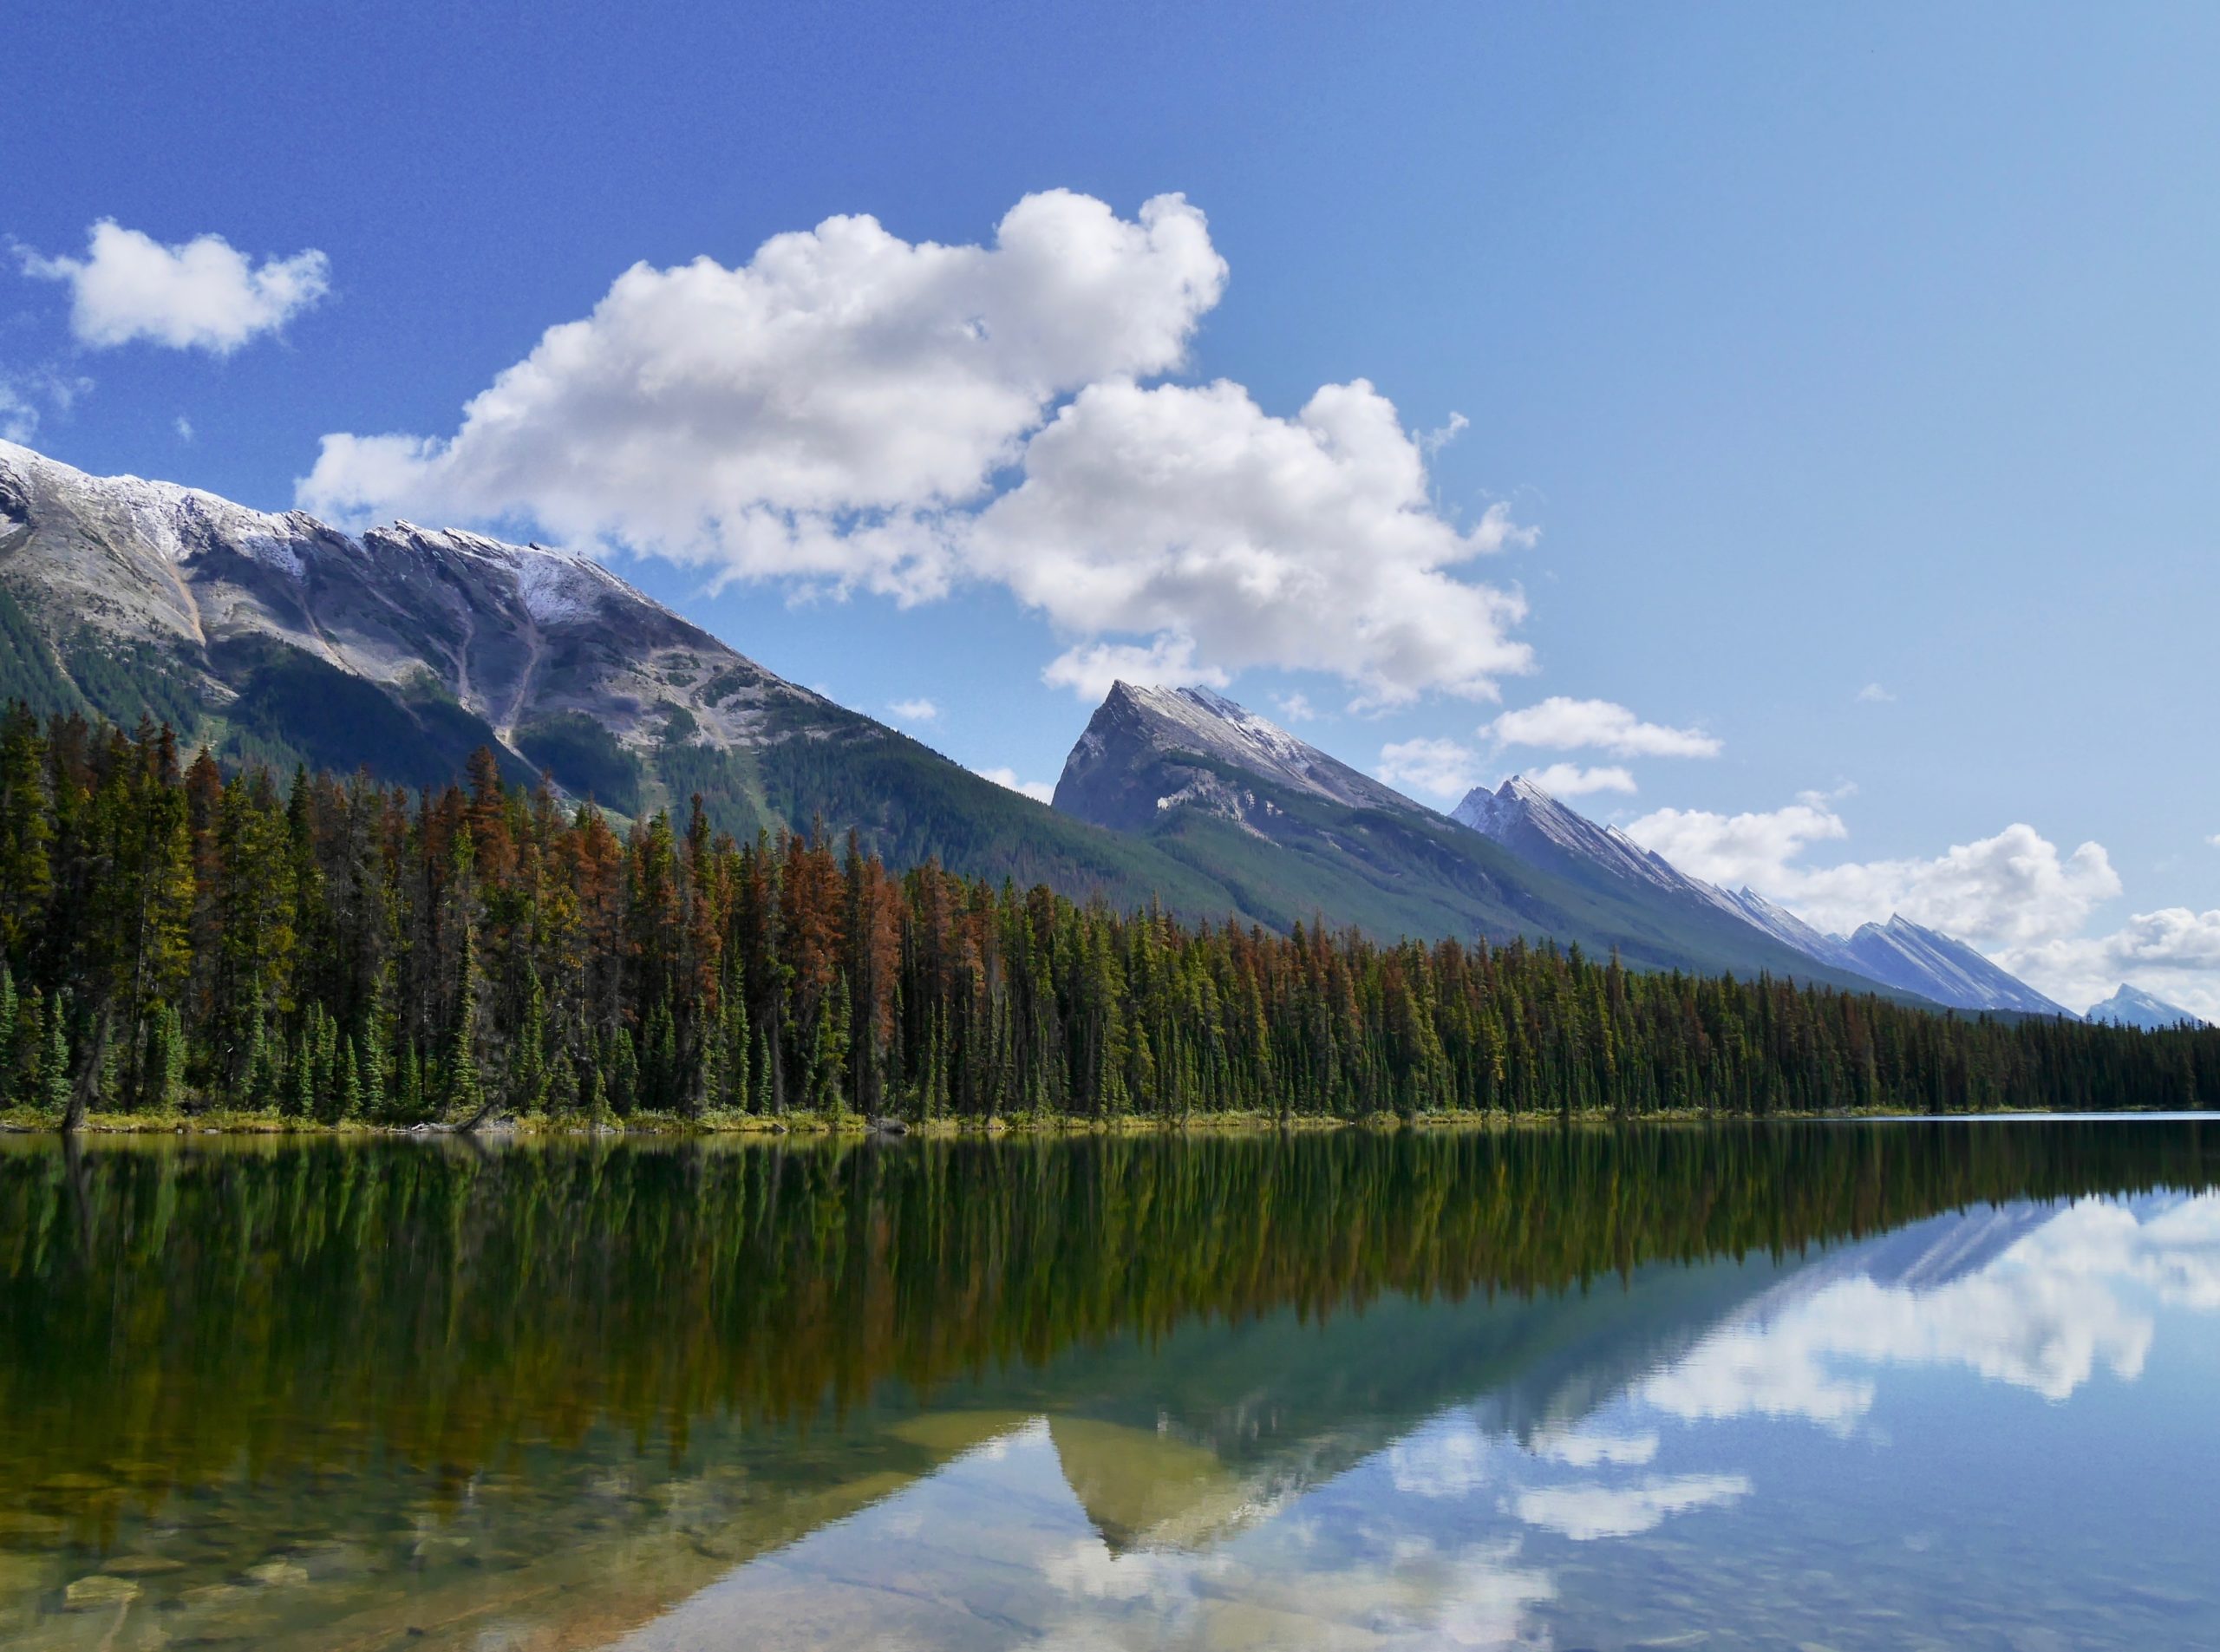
[41,996,70,1120]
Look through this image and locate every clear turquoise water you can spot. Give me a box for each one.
[2,1120,2216,1649]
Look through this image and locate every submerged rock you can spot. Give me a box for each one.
[63,1573,140,1609]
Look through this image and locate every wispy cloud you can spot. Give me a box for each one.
[886,696,939,724]
[1485,696,1720,759]
[1524,762,1636,799]
[1377,737,1481,801]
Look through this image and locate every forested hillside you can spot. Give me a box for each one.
[3,711,2215,1127]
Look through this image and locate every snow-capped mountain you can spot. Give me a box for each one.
[1836,916,2073,1017]
[1054,682,1427,833]
[1711,885,1869,975]
[0,439,1272,919]
[1453,775,1717,902]
[2086,984,2210,1029]
[1453,774,2071,1015]
[1054,688,1918,990]
[0,437,827,792]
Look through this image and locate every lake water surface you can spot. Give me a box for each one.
[3,1120,2217,1649]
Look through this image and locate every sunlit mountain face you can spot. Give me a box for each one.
[3,1122,2218,1649]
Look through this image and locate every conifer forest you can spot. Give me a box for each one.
[2,709,2215,1129]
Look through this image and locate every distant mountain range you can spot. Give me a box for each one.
[0,439,2088,1015]
[1053,682,1909,994]
[2086,983,2209,1029]
[1450,776,2073,1016]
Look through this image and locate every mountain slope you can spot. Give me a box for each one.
[1712,885,1870,975]
[1054,684,1923,989]
[1838,916,2073,1017]
[2084,983,2209,1030]
[1452,775,2080,1015]
[0,440,1250,918]
[1453,775,1740,911]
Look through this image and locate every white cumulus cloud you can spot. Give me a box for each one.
[1484,696,1720,759]
[299,191,1536,704]
[301,190,1224,604]
[2006,908,2220,1023]
[1038,633,1231,701]
[1621,795,2220,1010]
[21,219,329,354]
[1624,802,2118,953]
[972,375,1536,706]
[886,696,939,724]
[976,766,1055,805]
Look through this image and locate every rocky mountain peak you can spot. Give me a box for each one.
[1054,682,1423,833]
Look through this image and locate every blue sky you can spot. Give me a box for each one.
[7,2,2219,1015]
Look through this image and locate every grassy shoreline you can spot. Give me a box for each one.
[3,1102,2206,1139]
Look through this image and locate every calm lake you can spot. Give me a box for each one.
[3,1120,2217,1649]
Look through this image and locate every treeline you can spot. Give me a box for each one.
[1,708,2216,1125]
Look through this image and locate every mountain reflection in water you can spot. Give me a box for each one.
[2,1120,2217,1649]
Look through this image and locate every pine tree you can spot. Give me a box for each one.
[41,995,70,1120]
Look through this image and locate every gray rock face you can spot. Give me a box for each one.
[1054,682,1424,834]
[1839,915,2073,1017]
[0,438,828,795]
[1453,776,1721,905]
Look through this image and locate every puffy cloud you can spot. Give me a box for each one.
[1483,696,1720,759]
[1039,633,1229,701]
[1856,682,1896,704]
[2004,907,2220,1023]
[1524,762,1637,799]
[976,766,1055,805]
[974,376,1535,706]
[1622,794,2220,1008]
[1623,800,1850,893]
[886,696,939,724]
[303,193,1535,702]
[1274,692,1317,723]
[302,190,1224,605]
[21,219,328,354]
[1623,802,2119,954]
[1512,1474,1751,1541]
[1377,737,1482,801]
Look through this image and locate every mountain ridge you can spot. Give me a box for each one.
[1054,684,1934,993]
[0,439,1263,921]
[1451,774,2072,1015]
[2086,983,2209,1029]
